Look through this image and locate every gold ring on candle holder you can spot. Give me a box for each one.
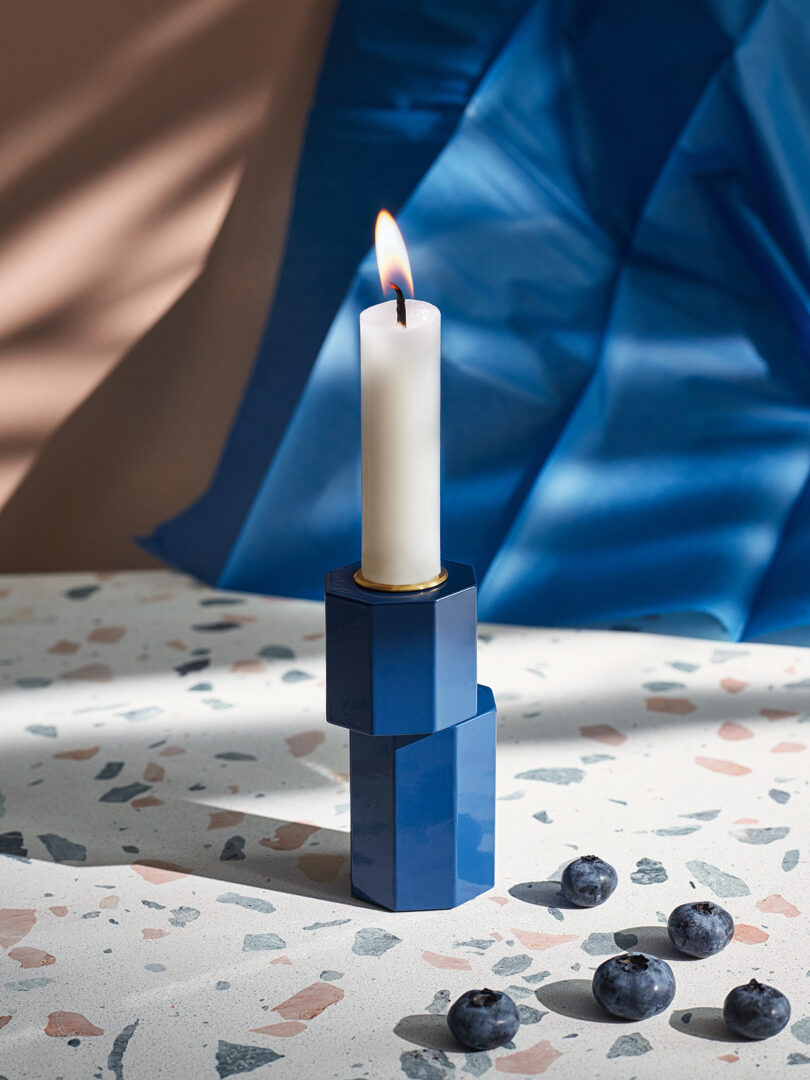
[354,567,449,593]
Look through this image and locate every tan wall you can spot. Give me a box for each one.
[0,0,335,571]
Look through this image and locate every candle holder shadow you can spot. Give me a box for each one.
[325,561,496,911]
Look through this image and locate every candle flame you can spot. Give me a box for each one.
[375,210,413,298]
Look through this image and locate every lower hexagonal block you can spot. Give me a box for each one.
[349,685,496,911]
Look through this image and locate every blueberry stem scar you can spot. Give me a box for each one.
[617,954,649,971]
[389,282,406,327]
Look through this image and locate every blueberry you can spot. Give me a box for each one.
[723,979,791,1040]
[447,988,520,1050]
[667,900,734,958]
[561,855,618,907]
[592,953,676,1020]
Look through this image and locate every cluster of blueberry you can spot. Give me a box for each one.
[446,855,792,1052]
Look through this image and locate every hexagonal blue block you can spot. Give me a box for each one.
[349,685,496,911]
[325,561,477,736]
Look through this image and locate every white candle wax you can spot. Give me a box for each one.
[359,297,441,587]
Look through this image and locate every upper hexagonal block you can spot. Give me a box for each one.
[325,561,477,735]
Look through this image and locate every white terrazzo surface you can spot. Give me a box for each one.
[0,570,807,1079]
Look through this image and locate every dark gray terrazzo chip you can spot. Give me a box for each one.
[217,893,275,914]
[258,645,296,660]
[515,767,585,785]
[653,826,700,837]
[108,1020,139,1080]
[242,934,286,952]
[168,906,200,927]
[215,1040,282,1078]
[65,585,100,600]
[220,836,246,861]
[37,834,86,863]
[352,927,401,957]
[630,858,668,884]
[425,990,450,1015]
[0,832,28,859]
[99,783,151,803]
[735,826,790,845]
[399,1048,454,1079]
[6,977,55,991]
[517,1005,545,1024]
[581,932,622,956]
[492,954,532,975]
[607,1033,652,1058]
[95,762,124,780]
[686,860,750,897]
[281,669,314,683]
[462,1052,491,1077]
[782,849,799,872]
[175,658,210,676]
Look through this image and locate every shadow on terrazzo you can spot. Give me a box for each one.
[5,802,375,907]
[535,978,626,1023]
[529,983,740,1042]
[493,690,810,747]
[394,1014,468,1054]
[0,572,330,692]
[508,891,702,967]
[480,621,810,747]
[670,1006,737,1042]
[0,636,329,693]
[0,702,366,907]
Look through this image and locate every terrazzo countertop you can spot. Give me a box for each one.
[0,570,808,1080]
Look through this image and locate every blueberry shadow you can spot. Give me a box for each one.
[535,979,627,1024]
[508,880,569,909]
[670,1007,736,1042]
[613,925,693,963]
[393,1014,466,1054]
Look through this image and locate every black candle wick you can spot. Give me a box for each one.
[388,282,407,327]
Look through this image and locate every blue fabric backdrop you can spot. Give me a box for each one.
[143,0,810,643]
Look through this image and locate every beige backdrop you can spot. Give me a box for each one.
[0,0,335,571]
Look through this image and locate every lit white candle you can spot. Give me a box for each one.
[357,211,442,590]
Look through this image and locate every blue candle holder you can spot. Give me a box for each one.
[325,561,496,911]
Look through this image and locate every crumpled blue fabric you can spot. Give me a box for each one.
[143,0,810,644]
[141,0,528,584]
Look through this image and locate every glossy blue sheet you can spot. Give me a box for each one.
[143,0,810,643]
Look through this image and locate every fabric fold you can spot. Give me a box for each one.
[144,0,810,644]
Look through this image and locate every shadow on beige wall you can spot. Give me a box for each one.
[0,0,335,571]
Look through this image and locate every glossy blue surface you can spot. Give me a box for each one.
[144,0,810,645]
[325,561,477,736]
[350,685,496,911]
